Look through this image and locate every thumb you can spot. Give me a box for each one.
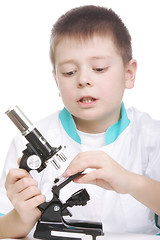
[17,157,21,166]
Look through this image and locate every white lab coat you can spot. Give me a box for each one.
[0,104,160,234]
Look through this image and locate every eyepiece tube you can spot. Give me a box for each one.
[5,105,68,171]
[5,105,33,135]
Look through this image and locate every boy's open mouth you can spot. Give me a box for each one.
[78,97,97,104]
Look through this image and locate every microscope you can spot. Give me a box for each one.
[6,106,103,240]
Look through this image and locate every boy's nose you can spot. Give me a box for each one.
[78,81,93,88]
[77,72,93,88]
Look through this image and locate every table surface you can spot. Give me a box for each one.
[5,232,160,240]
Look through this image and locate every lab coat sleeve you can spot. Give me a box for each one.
[145,121,160,182]
[0,134,26,214]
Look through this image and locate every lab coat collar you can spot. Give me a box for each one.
[59,102,130,145]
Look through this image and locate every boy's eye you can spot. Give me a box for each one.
[93,67,108,73]
[62,71,76,77]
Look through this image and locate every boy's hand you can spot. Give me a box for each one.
[5,166,45,225]
[63,151,135,194]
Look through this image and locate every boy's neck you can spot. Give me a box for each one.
[72,108,121,134]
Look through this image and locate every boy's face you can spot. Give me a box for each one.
[53,35,136,133]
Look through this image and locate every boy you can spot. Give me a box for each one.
[0,5,160,238]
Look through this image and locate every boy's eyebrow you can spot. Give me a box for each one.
[58,56,112,66]
[89,56,111,59]
[58,59,77,66]
[88,56,112,61]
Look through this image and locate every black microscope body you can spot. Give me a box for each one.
[6,106,104,240]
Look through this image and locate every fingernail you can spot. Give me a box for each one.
[63,169,72,178]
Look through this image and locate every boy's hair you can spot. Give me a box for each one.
[50,5,132,67]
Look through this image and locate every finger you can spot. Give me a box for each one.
[63,151,106,177]
[6,177,38,202]
[27,194,46,209]
[17,157,21,165]
[75,169,102,184]
[12,177,38,194]
[5,168,32,191]
[14,185,42,202]
[6,168,31,184]
[15,194,46,219]
[74,170,113,190]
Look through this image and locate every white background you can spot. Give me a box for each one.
[0,0,160,176]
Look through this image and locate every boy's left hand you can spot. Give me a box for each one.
[63,151,135,194]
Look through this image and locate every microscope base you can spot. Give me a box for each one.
[34,219,103,240]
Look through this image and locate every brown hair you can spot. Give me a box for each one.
[50,5,132,67]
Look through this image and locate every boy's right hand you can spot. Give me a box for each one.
[5,167,45,225]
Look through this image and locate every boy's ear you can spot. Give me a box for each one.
[52,70,59,89]
[125,59,137,89]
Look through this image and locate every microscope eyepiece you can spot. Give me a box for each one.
[5,105,67,171]
[5,105,33,136]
